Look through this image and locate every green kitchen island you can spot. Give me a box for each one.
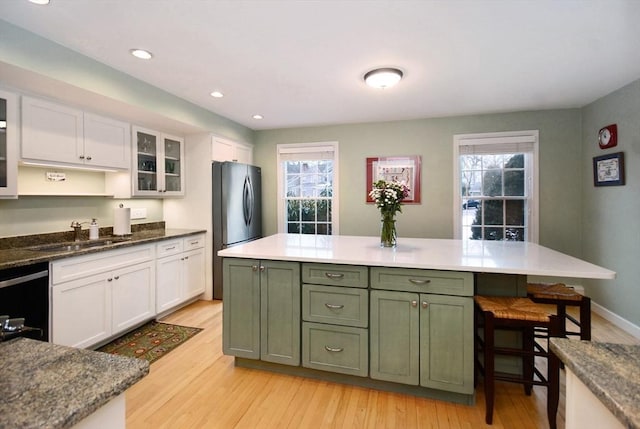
[218,234,615,404]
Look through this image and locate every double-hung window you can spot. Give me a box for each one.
[277,142,339,235]
[453,131,538,242]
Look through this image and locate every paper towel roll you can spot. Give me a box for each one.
[113,207,131,236]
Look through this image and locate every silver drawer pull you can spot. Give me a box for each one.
[408,278,431,285]
[165,246,176,251]
[325,346,343,353]
[324,303,344,310]
[325,272,344,279]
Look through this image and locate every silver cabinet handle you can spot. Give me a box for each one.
[165,246,176,251]
[408,278,431,285]
[422,301,428,309]
[325,346,343,353]
[411,300,418,307]
[259,266,265,272]
[252,265,258,271]
[325,272,344,279]
[324,303,344,310]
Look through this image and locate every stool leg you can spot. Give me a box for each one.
[580,297,591,341]
[547,315,561,429]
[557,303,567,338]
[483,311,495,425]
[522,326,534,395]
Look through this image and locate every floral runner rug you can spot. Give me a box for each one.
[97,321,202,364]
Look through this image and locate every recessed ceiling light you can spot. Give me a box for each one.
[130,49,153,60]
[364,67,403,89]
[210,91,224,98]
[252,114,263,120]
[28,0,50,4]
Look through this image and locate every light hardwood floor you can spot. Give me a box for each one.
[126,300,639,429]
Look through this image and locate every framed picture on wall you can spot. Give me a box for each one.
[593,152,625,187]
[366,155,421,203]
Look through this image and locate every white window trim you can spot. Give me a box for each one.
[453,130,539,243]
[276,141,340,234]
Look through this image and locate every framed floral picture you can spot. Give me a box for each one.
[366,155,421,203]
[593,152,625,186]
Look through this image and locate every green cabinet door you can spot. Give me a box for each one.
[419,293,474,394]
[222,258,260,359]
[370,290,420,385]
[260,260,301,366]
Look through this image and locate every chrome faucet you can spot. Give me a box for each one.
[70,221,84,242]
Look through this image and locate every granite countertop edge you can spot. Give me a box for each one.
[550,338,640,429]
[0,338,149,429]
[0,226,206,270]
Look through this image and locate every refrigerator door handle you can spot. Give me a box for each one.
[243,175,254,227]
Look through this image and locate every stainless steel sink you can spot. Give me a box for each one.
[28,238,130,252]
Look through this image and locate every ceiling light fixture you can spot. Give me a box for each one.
[130,49,153,60]
[28,0,50,4]
[210,91,224,98]
[364,67,403,89]
[252,114,263,120]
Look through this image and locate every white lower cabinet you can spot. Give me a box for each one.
[52,244,155,348]
[156,234,205,314]
[51,235,205,349]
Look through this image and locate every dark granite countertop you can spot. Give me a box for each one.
[0,222,206,270]
[0,337,149,429]
[550,338,640,429]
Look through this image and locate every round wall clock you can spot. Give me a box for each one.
[598,124,617,149]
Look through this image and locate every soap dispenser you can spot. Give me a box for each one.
[89,218,99,240]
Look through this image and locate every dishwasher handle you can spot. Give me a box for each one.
[0,270,48,289]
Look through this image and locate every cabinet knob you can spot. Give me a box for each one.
[252,265,258,271]
[86,156,92,161]
[114,275,119,280]
[411,300,418,307]
[79,155,85,160]
[184,256,189,260]
[107,277,113,282]
[422,301,428,309]
[259,266,265,272]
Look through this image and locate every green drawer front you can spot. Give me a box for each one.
[302,322,368,377]
[302,284,368,328]
[370,267,473,297]
[302,263,368,288]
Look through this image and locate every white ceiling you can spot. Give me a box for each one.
[2,0,640,131]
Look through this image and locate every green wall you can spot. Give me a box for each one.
[581,79,640,328]
[254,109,583,256]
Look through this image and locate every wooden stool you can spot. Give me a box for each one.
[527,283,591,340]
[474,296,561,429]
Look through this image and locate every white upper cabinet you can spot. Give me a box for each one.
[83,112,131,169]
[132,126,185,197]
[212,137,253,164]
[21,96,131,170]
[0,89,18,197]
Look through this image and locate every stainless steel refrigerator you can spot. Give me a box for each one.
[212,161,262,300]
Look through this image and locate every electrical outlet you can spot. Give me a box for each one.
[130,208,147,219]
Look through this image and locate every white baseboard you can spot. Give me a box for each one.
[591,301,640,340]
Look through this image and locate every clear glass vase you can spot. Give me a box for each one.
[380,214,397,248]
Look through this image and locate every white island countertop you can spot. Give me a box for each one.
[218,234,616,279]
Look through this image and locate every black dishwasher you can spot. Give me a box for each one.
[0,262,49,342]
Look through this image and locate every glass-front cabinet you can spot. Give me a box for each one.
[0,89,18,197]
[132,126,184,197]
